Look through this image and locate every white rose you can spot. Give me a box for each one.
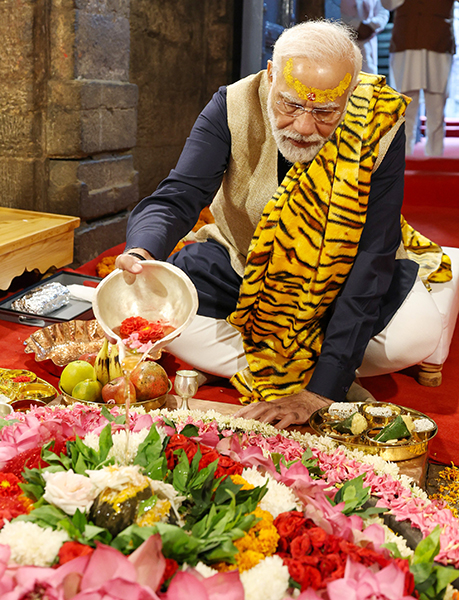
[42,469,98,515]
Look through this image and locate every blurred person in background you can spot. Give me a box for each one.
[381,0,456,156]
[340,0,390,74]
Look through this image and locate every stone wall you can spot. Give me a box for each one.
[130,0,235,200]
[1,0,235,266]
[1,0,140,265]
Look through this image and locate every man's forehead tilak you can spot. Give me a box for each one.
[282,58,352,104]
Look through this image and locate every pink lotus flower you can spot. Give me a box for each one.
[165,569,244,600]
[326,558,414,600]
[0,538,166,599]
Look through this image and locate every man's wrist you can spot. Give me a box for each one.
[125,248,153,261]
[127,251,147,261]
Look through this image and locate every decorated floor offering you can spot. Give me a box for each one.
[0,405,458,600]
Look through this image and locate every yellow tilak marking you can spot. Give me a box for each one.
[283,57,352,103]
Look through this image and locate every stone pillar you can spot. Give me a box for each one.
[46,0,139,264]
[0,0,139,266]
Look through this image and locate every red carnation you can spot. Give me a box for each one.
[159,557,179,589]
[137,322,165,344]
[119,316,149,337]
[165,434,199,470]
[290,533,311,558]
[274,511,307,542]
[57,541,95,565]
[214,454,243,479]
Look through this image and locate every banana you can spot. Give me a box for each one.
[94,338,110,386]
[108,343,123,381]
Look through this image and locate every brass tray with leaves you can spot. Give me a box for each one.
[309,402,437,461]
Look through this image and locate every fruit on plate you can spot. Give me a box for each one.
[94,339,123,386]
[101,377,136,405]
[60,361,97,395]
[72,379,103,403]
[77,352,99,367]
[129,361,169,401]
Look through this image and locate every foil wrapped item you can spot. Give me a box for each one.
[12,282,70,315]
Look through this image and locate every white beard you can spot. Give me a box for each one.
[267,90,329,164]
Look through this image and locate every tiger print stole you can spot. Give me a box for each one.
[227,74,409,402]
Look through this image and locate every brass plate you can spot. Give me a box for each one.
[58,379,172,412]
[309,402,437,461]
[24,320,105,366]
[0,367,58,404]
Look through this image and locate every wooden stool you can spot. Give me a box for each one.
[418,246,459,386]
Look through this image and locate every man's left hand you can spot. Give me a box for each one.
[234,390,332,430]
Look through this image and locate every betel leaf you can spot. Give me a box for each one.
[14,504,68,529]
[98,424,114,463]
[110,523,156,554]
[179,424,199,438]
[133,424,165,479]
[153,522,201,564]
[172,449,191,494]
[20,467,46,501]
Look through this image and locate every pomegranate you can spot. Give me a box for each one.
[101,377,136,405]
[129,361,169,400]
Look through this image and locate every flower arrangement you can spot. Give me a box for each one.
[0,404,457,600]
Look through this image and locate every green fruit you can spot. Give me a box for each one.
[60,360,96,395]
[71,379,103,402]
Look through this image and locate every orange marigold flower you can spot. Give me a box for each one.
[229,474,254,490]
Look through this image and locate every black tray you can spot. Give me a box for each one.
[0,271,101,327]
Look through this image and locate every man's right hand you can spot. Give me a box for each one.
[115,248,154,284]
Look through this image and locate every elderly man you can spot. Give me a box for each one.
[117,21,441,428]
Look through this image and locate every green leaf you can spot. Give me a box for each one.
[412,526,441,565]
[133,425,165,478]
[300,448,324,477]
[333,474,372,516]
[172,449,190,493]
[101,405,115,422]
[15,504,68,529]
[72,509,88,534]
[154,522,201,563]
[410,527,459,600]
[161,417,177,430]
[98,424,114,463]
[84,524,111,542]
[111,524,156,554]
[179,424,199,438]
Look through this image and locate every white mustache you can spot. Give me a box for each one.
[282,130,324,144]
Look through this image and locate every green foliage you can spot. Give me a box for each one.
[133,425,167,480]
[410,526,459,600]
[330,474,387,519]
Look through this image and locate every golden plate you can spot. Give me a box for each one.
[0,367,58,404]
[24,320,105,366]
[309,402,437,461]
[58,379,172,412]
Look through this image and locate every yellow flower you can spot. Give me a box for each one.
[230,474,254,490]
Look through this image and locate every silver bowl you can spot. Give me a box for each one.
[92,261,199,356]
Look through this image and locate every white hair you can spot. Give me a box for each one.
[272,20,362,91]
